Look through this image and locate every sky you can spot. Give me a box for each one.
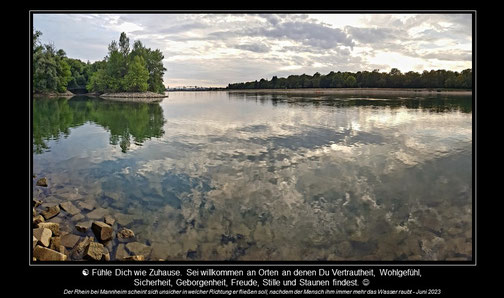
[33,13,473,87]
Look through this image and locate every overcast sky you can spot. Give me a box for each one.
[33,13,473,87]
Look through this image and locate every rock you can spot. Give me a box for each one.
[49,236,61,251]
[126,242,151,258]
[33,245,67,261]
[33,236,38,249]
[115,213,135,226]
[71,213,85,222]
[33,228,52,247]
[75,221,92,233]
[32,199,43,208]
[77,201,95,211]
[61,234,81,248]
[41,205,60,220]
[71,236,93,259]
[33,215,45,225]
[37,222,60,236]
[115,244,130,260]
[85,242,106,261]
[117,228,135,242]
[123,255,145,261]
[104,215,116,226]
[92,221,113,241]
[59,201,80,216]
[86,207,108,220]
[36,178,48,187]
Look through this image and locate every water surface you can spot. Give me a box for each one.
[32,92,473,261]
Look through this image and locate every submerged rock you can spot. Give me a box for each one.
[117,228,135,242]
[75,221,92,233]
[104,215,116,226]
[40,205,60,220]
[126,242,151,258]
[36,178,48,187]
[61,233,81,249]
[59,201,80,216]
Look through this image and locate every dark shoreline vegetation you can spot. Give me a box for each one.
[227,68,472,90]
[33,30,166,97]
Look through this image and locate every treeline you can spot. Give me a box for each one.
[32,30,166,94]
[227,68,472,90]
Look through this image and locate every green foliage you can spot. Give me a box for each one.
[32,29,72,94]
[228,69,473,90]
[34,30,166,94]
[123,56,149,92]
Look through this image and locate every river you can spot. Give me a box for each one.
[32,91,473,261]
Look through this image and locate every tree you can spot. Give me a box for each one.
[32,29,71,93]
[123,56,149,92]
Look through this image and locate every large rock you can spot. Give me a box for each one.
[41,205,60,220]
[33,236,38,249]
[61,234,81,249]
[85,242,106,261]
[59,201,80,216]
[92,221,113,242]
[33,227,52,247]
[71,236,93,259]
[33,245,67,261]
[37,222,60,236]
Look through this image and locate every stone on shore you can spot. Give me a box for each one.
[36,177,48,187]
[33,215,45,225]
[37,222,60,236]
[33,227,52,247]
[41,205,60,220]
[92,221,113,241]
[60,201,80,216]
[33,245,67,261]
[85,242,106,261]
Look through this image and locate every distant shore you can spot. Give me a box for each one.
[226,88,472,96]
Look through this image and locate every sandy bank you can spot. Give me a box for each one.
[99,91,168,102]
[227,88,472,96]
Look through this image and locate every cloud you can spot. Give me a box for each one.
[248,21,355,49]
[234,43,271,53]
[345,26,407,44]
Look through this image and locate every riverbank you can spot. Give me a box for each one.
[33,90,75,97]
[99,91,168,103]
[227,88,472,96]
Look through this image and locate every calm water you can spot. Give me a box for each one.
[32,92,473,261]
